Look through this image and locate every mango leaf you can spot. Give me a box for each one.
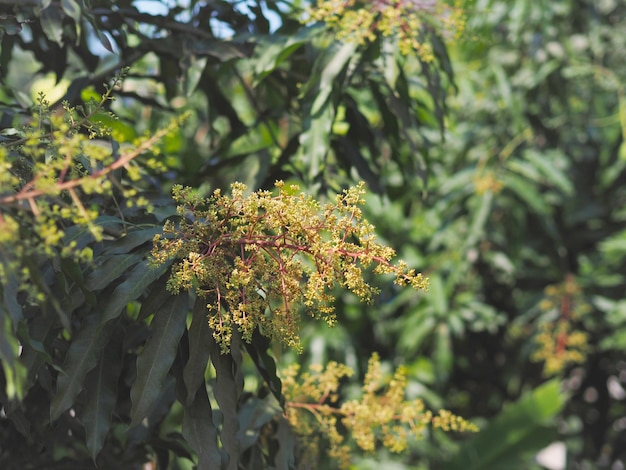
[61,258,95,307]
[464,191,493,249]
[443,380,566,470]
[100,259,169,324]
[274,416,297,470]
[523,149,573,195]
[83,13,113,52]
[23,258,70,331]
[85,253,143,291]
[433,323,452,388]
[0,314,27,400]
[182,383,221,469]
[130,293,190,427]
[61,0,81,23]
[0,251,22,325]
[101,226,163,256]
[237,396,282,451]
[17,314,59,390]
[501,172,550,215]
[252,26,321,84]
[209,332,243,470]
[184,37,251,61]
[296,41,358,182]
[51,315,117,420]
[82,326,122,460]
[39,6,63,45]
[245,329,284,408]
[183,297,212,405]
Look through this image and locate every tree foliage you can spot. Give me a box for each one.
[1,0,626,469]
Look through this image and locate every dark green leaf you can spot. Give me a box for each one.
[274,416,296,470]
[39,6,63,45]
[245,329,284,408]
[101,227,163,256]
[237,396,281,451]
[444,380,565,470]
[85,253,143,291]
[130,294,190,427]
[209,333,242,470]
[61,0,81,22]
[183,297,212,405]
[0,251,22,325]
[502,172,550,215]
[50,316,116,420]
[82,326,122,460]
[182,383,221,469]
[0,314,27,400]
[100,259,169,324]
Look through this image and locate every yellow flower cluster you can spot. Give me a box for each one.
[531,275,591,376]
[281,353,477,468]
[152,181,428,352]
[305,0,465,59]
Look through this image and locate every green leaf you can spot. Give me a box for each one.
[464,191,493,249]
[83,13,113,52]
[182,384,221,469]
[184,37,251,61]
[444,380,566,470]
[61,0,81,22]
[39,6,63,45]
[237,396,282,451]
[433,323,452,388]
[296,41,358,182]
[61,257,96,307]
[100,260,168,324]
[501,172,550,215]
[51,315,116,420]
[252,26,321,84]
[274,416,297,470]
[523,149,573,195]
[130,294,190,427]
[101,227,163,256]
[183,297,212,405]
[85,253,143,291]
[245,329,284,408]
[0,252,22,325]
[209,332,243,470]
[0,314,27,400]
[18,314,58,390]
[82,327,122,460]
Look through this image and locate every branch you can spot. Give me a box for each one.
[0,125,171,206]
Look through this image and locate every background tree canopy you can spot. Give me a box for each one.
[1,0,625,469]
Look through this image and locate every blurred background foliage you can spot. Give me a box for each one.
[1,0,626,468]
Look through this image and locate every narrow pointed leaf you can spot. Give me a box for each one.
[82,327,122,460]
[100,259,169,323]
[85,253,142,291]
[182,383,221,469]
[183,297,211,405]
[209,333,242,470]
[51,316,116,420]
[245,329,284,408]
[130,294,189,427]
